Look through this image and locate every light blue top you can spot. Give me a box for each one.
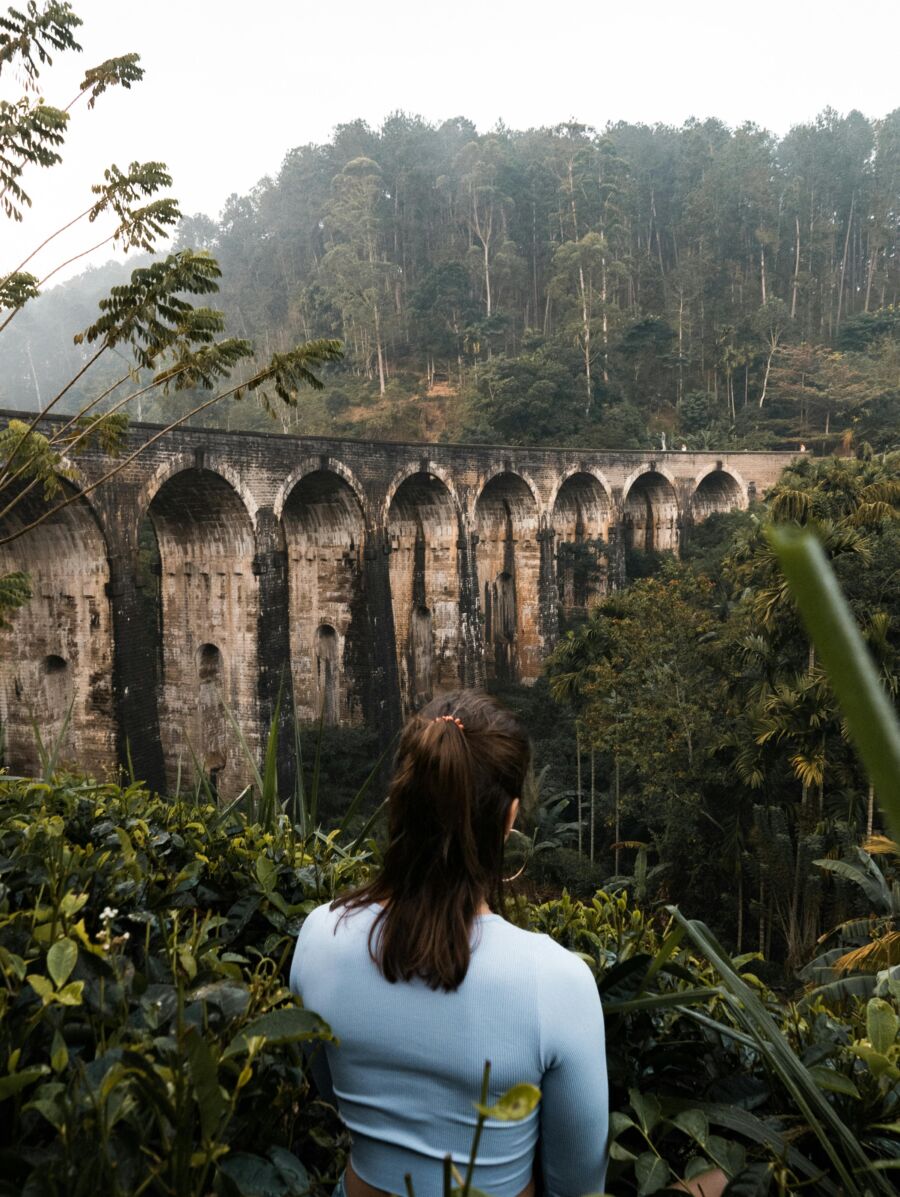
[289,902,608,1197]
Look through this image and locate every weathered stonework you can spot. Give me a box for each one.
[0,411,798,796]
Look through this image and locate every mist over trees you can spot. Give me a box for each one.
[4,108,899,449]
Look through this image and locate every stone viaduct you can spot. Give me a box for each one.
[0,411,796,796]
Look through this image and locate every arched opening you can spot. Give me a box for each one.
[622,471,680,554]
[147,468,257,799]
[196,643,226,791]
[692,470,743,522]
[552,473,610,620]
[387,472,460,713]
[410,606,434,710]
[0,488,115,776]
[314,624,340,726]
[475,473,541,683]
[282,470,366,725]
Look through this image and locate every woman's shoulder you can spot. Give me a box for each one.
[488,916,594,979]
[300,898,375,938]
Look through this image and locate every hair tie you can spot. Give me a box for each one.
[432,714,465,730]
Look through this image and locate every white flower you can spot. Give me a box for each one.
[100,906,118,921]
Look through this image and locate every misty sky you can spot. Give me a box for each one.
[6,0,900,285]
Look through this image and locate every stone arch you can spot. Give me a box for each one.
[474,472,541,683]
[547,466,613,519]
[134,452,260,540]
[552,471,611,618]
[282,469,367,725]
[382,460,462,528]
[622,469,680,554]
[274,457,368,524]
[691,467,745,522]
[146,467,258,798]
[0,484,116,777]
[387,471,462,713]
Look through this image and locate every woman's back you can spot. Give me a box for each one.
[291,900,608,1197]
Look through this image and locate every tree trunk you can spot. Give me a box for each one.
[736,863,744,955]
[836,193,855,332]
[579,261,591,414]
[758,343,776,407]
[864,242,878,314]
[614,756,621,876]
[791,215,801,319]
[483,240,492,317]
[589,746,596,864]
[373,302,386,396]
[25,341,42,408]
[600,252,609,383]
[576,724,583,856]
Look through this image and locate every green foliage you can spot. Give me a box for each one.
[86,160,181,252]
[0,2,82,79]
[0,775,370,1196]
[769,522,900,844]
[525,890,900,1194]
[0,772,898,1194]
[546,453,900,967]
[0,270,38,310]
[0,567,29,625]
[0,93,68,219]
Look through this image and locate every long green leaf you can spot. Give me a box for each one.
[670,908,887,1196]
[663,1098,841,1194]
[222,1007,331,1060]
[768,524,900,844]
[259,686,283,831]
[222,696,265,795]
[603,986,718,1016]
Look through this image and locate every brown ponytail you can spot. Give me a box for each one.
[334,690,530,991]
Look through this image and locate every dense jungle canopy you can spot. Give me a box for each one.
[3,109,899,451]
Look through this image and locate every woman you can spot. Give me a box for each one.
[289,691,608,1197]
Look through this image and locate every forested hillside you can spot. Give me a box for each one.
[4,109,899,449]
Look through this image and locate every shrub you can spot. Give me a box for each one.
[0,776,371,1196]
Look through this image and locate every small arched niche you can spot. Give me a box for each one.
[387,473,461,714]
[196,643,226,788]
[282,470,366,725]
[552,473,610,619]
[0,486,115,777]
[147,467,257,799]
[622,471,680,554]
[474,473,541,683]
[691,470,743,522]
[314,624,340,726]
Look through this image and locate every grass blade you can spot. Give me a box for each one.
[259,684,283,830]
[336,734,396,840]
[603,986,719,1016]
[221,696,264,795]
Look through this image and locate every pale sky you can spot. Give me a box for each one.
[4,0,899,285]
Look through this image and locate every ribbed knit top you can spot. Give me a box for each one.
[289,902,608,1197]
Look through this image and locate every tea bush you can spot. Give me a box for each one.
[0,776,369,1197]
[1,776,898,1196]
